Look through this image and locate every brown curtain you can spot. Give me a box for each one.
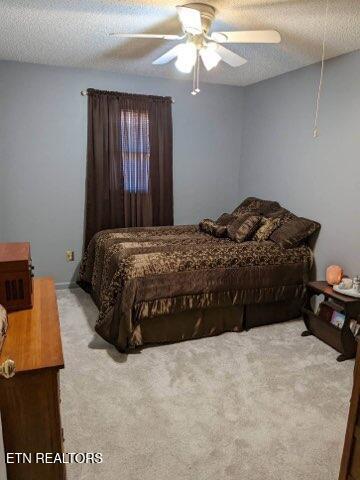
[84,89,173,248]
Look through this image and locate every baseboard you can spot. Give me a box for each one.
[55,282,79,290]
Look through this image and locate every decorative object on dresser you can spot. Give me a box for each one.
[302,281,360,362]
[0,277,65,480]
[326,264,344,285]
[338,277,354,290]
[0,243,34,312]
[334,276,360,299]
[0,304,8,353]
[339,338,360,480]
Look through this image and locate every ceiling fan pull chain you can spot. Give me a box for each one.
[195,51,200,94]
[191,50,201,95]
[191,57,197,95]
[313,0,330,138]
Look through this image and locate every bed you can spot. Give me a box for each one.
[79,198,317,351]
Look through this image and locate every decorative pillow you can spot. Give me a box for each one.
[265,207,292,220]
[199,218,217,235]
[223,212,252,237]
[253,217,282,241]
[227,215,262,243]
[270,217,320,249]
[214,213,236,235]
[0,304,8,354]
[232,197,281,217]
[199,213,236,237]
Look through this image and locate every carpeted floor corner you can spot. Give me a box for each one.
[57,288,353,480]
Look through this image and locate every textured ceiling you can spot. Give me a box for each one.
[1,0,360,86]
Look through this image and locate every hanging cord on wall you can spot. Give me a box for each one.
[313,0,330,138]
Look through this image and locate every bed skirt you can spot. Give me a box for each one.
[124,299,302,350]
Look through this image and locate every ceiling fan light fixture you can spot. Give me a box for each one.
[124,4,282,82]
[199,44,221,71]
[187,26,202,35]
[175,42,197,73]
[176,5,203,35]
[211,32,228,43]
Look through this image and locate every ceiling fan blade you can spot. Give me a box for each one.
[109,33,183,40]
[213,44,247,67]
[152,44,183,65]
[176,6,203,35]
[211,30,281,44]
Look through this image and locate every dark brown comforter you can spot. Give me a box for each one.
[79,225,313,351]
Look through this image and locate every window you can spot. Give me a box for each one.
[121,110,150,193]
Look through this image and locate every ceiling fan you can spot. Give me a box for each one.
[110,3,281,75]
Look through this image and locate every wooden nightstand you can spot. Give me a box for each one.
[302,281,360,362]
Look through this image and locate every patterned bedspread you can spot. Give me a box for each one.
[79,225,313,350]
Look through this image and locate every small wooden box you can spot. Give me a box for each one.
[0,243,33,311]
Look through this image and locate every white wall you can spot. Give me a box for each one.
[240,50,360,278]
[0,60,244,285]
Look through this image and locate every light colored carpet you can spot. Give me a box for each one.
[57,288,353,480]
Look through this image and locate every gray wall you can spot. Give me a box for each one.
[0,60,244,285]
[0,76,6,243]
[240,50,360,278]
[2,50,359,286]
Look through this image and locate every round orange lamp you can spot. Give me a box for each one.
[326,265,343,285]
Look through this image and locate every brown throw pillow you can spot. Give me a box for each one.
[232,197,281,217]
[253,217,282,241]
[270,217,320,248]
[199,213,236,238]
[227,215,262,243]
[199,218,217,235]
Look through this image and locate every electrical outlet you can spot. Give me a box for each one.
[66,250,74,262]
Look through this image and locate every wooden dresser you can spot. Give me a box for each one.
[0,277,65,480]
[339,340,360,480]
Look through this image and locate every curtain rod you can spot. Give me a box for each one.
[80,90,175,103]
